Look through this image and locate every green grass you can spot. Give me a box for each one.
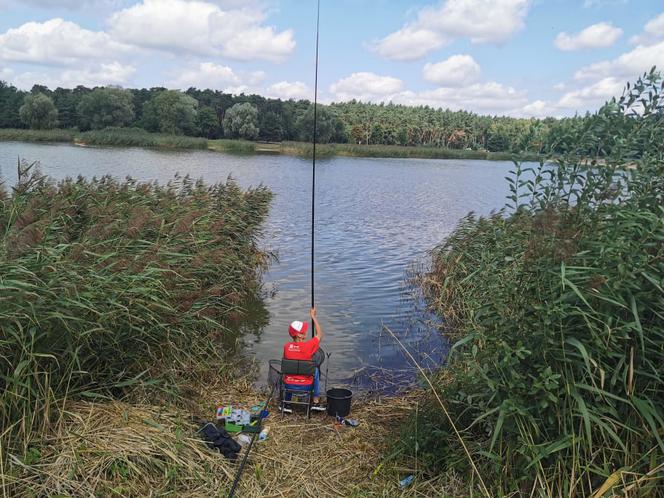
[0,128,74,142]
[414,71,664,496]
[0,160,272,487]
[0,127,207,149]
[77,127,208,149]
[208,138,256,153]
[281,141,542,161]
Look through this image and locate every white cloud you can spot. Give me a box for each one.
[108,0,295,62]
[397,81,528,113]
[370,27,446,62]
[0,67,14,81]
[567,26,664,111]
[330,72,404,101]
[574,40,664,81]
[541,28,664,116]
[171,62,240,89]
[496,77,625,117]
[558,76,624,109]
[266,81,310,100]
[7,61,135,89]
[0,18,129,65]
[328,79,527,115]
[222,84,264,95]
[371,0,531,61]
[11,0,128,7]
[170,63,269,94]
[58,61,135,86]
[630,12,664,45]
[554,22,622,51]
[245,71,266,85]
[510,80,626,118]
[423,55,481,86]
[328,66,548,117]
[518,100,559,118]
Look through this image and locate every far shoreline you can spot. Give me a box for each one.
[0,127,544,163]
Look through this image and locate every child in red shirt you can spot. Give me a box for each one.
[283,306,324,403]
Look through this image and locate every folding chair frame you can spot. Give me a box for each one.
[279,359,317,418]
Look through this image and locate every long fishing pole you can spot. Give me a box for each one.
[227,384,276,498]
[311,0,320,337]
[228,5,321,495]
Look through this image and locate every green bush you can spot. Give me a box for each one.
[419,71,664,496]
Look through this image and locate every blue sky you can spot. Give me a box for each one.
[1,0,663,117]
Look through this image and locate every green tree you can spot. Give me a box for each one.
[196,106,220,138]
[397,127,408,146]
[142,90,198,135]
[223,102,259,140]
[259,111,284,141]
[370,122,383,144]
[0,81,25,128]
[77,87,135,130]
[296,105,346,143]
[52,88,78,129]
[19,93,58,129]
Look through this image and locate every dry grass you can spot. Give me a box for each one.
[4,375,464,497]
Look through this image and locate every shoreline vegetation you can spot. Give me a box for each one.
[0,127,543,161]
[414,70,663,495]
[1,80,589,158]
[0,162,274,495]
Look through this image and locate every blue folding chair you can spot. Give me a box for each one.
[279,358,316,418]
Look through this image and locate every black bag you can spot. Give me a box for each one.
[199,422,242,460]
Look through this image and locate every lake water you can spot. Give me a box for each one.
[0,142,514,390]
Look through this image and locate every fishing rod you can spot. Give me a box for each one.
[228,3,322,495]
[311,0,320,337]
[227,384,276,498]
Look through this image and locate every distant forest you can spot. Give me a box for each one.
[1,81,607,154]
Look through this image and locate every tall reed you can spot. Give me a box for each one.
[77,127,208,148]
[0,128,74,142]
[418,71,664,495]
[0,163,272,468]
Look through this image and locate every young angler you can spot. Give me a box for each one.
[283,306,324,406]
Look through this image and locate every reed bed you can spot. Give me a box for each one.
[77,127,208,149]
[280,141,541,162]
[0,161,272,484]
[0,128,208,149]
[1,128,543,162]
[0,128,74,142]
[417,72,664,495]
[208,138,257,154]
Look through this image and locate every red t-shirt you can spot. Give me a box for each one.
[283,337,320,385]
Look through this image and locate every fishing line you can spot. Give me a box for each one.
[311,0,320,336]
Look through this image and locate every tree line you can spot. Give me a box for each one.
[0,80,625,154]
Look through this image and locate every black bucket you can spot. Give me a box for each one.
[326,388,352,417]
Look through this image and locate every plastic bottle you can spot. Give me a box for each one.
[258,427,270,441]
[399,475,415,488]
